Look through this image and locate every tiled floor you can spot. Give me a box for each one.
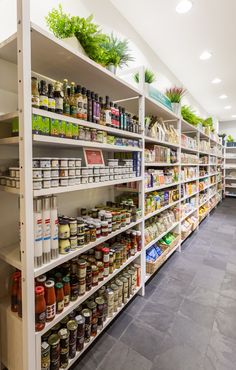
[73,198,236,370]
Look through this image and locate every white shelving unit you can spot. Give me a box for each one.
[224,146,236,197]
[0,4,223,370]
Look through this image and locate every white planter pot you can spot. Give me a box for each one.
[63,37,86,56]
[172,103,181,116]
[106,64,117,74]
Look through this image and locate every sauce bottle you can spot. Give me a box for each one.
[99,97,104,125]
[95,93,100,124]
[44,280,56,322]
[11,271,21,312]
[48,84,55,113]
[35,286,46,331]
[54,81,63,114]
[82,87,87,121]
[110,101,115,128]
[39,80,48,111]
[63,79,70,116]
[76,85,83,120]
[114,103,119,128]
[55,282,64,313]
[31,77,40,108]
[104,96,111,126]
[91,92,97,123]
[87,90,93,122]
[70,82,77,117]
[62,276,71,306]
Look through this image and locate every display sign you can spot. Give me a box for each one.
[83,148,105,167]
[147,85,173,111]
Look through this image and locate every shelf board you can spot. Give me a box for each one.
[180,207,198,222]
[144,136,179,149]
[0,186,20,195]
[36,251,141,337]
[0,111,18,123]
[225,177,236,180]
[34,177,142,197]
[181,163,199,166]
[181,119,198,133]
[145,181,180,193]
[0,244,21,270]
[182,177,198,184]
[145,222,179,251]
[144,200,180,221]
[145,162,179,167]
[225,185,236,188]
[181,146,198,154]
[145,95,178,120]
[34,219,141,277]
[181,191,198,202]
[0,32,17,63]
[225,192,236,197]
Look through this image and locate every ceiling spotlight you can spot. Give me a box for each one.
[200,51,212,60]
[224,106,231,110]
[212,78,222,84]
[219,94,227,99]
[176,0,193,14]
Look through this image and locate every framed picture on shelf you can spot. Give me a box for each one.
[83,148,105,167]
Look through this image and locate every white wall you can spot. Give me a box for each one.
[219,121,236,140]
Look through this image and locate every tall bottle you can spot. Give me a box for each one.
[119,106,122,130]
[110,101,115,128]
[95,93,100,124]
[104,96,111,126]
[114,103,119,129]
[35,286,46,331]
[42,197,51,264]
[91,92,97,123]
[54,81,63,114]
[44,280,56,322]
[31,77,40,108]
[99,97,104,125]
[70,82,77,117]
[39,80,48,111]
[87,90,93,122]
[34,198,43,268]
[82,87,87,121]
[76,85,83,120]
[63,79,70,116]
[11,271,21,312]
[50,196,59,260]
[48,83,55,113]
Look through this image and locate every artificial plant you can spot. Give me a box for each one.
[227,135,234,142]
[100,33,134,68]
[181,105,201,126]
[134,69,156,84]
[165,87,186,103]
[45,4,75,39]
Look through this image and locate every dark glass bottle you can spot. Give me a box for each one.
[91,92,97,123]
[95,93,100,124]
[54,81,64,114]
[63,79,70,116]
[48,84,55,113]
[119,106,122,130]
[82,87,87,121]
[114,103,119,129]
[87,90,93,122]
[110,101,115,128]
[70,82,77,117]
[39,80,48,111]
[76,85,83,120]
[99,97,104,125]
[104,96,111,126]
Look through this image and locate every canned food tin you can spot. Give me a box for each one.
[107,304,114,318]
[87,301,97,318]
[58,328,69,353]
[76,335,84,352]
[48,334,60,362]
[75,315,85,337]
[78,277,86,296]
[67,320,78,345]
[41,341,50,369]
[60,350,69,368]
[69,342,77,359]
[95,297,104,316]
[106,288,114,306]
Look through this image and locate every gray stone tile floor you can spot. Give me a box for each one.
[72,198,236,370]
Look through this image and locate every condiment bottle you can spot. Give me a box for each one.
[50,196,59,260]
[55,282,64,313]
[91,92,97,123]
[82,87,87,121]
[114,103,119,128]
[31,77,39,108]
[87,90,93,122]
[44,280,56,322]
[42,197,51,264]
[34,198,43,268]
[63,79,70,116]
[48,83,55,113]
[36,274,47,287]
[39,80,48,111]
[99,97,104,125]
[70,82,77,117]
[104,96,111,126]
[95,94,100,124]
[122,108,127,130]
[54,81,63,114]
[62,276,71,306]
[110,101,115,128]
[35,286,46,331]
[11,271,21,312]
[75,85,83,120]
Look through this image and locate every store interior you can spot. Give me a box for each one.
[0,1,235,369]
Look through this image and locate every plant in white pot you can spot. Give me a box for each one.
[165,87,186,116]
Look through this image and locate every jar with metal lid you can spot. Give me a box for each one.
[102,247,110,263]
[77,221,85,235]
[78,278,86,296]
[103,262,109,277]
[59,238,70,254]
[48,333,60,363]
[86,265,92,291]
[101,221,109,237]
[67,320,78,359]
[59,220,70,239]
[86,300,97,319]
[58,327,69,353]
[97,261,104,281]
[95,297,104,328]
[75,314,85,338]
[89,224,96,242]
[91,265,98,286]
[70,274,79,301]
[77,259,87,278]
[82,308,92,343]
[95,245,102,260]
[77,234,85,247]
[95,221,101,239]
[41,341,50,370]
[84,227,90,244]
[78,126,86,140]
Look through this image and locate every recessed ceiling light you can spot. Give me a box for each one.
[212,78,222,84]
[219,94,227,99]
[200,51,212,60]
[176,0,193,14]
[224,106,231,110]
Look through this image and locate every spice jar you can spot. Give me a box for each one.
[101,221,109,237]
[102,247,110,263]
[44,280,56,322]
[89,224,96,242]
[59,220,70,239]
[77,259,87,278]
[91,265,99,286]
[35,286,46,331]
[62,276,71,306]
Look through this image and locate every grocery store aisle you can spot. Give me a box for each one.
[73,198,236,370]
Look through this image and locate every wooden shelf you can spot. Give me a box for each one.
[0,244,21,270]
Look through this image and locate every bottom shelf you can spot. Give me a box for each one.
[63,286,141,369]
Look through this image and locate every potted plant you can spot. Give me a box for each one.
[165,87,186,116]
[100,33,134,74]
[181,106,199,126]
[227,135,235,147]
[134,69,156,85]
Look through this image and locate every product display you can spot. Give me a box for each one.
[145,117,179,145]
[145,167,179,189]
[181,198,197,220]
[145,145,178,164]
[181,166,198,182]
[181,181,197,199]
[145,187,179,215]
[181,153,199,164]
[181,134,198,151]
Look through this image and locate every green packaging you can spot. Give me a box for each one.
[32,114,41,135]
[11,117,19,137]
[41,117,50,135]
[50,118,59,137]
[65,121,73,139]
[59,120,66,138]
[72,123,79,140]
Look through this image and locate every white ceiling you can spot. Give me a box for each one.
[111,0,236,122]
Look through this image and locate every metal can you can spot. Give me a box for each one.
[41,341,50,370]
[67,320,78,344]
[86,265,92,291]
[107,304,114,318]
[76,335,84,352]
[48,334,60,363]
[82,308,92,343]
[75,315,85,337]
[92,265,99,286]
[60,350,69,369]
[95,297,104,317]
[106,288,114,306]
[87,300,97,319]
[51,323,61,334]
[58,328,69,353]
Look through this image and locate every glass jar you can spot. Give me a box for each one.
[91,265,98,286]
[101,221,109,237]
[59,220,70,239]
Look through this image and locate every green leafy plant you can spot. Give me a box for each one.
[46,4,75,39]
[165,87,186,103]
[227,135,234,142]
[100,33,134,68]
[134,69,156,84]
[181,105,202,126]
